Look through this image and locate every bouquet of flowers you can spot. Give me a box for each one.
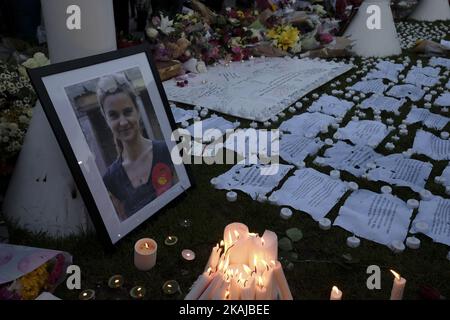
[0,253,66,300]
[0,55,39,166]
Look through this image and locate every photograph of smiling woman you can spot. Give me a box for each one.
[95,73,177,221]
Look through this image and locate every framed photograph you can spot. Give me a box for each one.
[28,44,194,246]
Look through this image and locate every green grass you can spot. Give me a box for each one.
[5,20,450,300]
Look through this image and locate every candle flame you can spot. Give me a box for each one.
[82,292,87,297]
[248,233,258,237]
[261,238,265,246]
[137,287,142,292]
[145,242,149,249]
[225,290,230,299]
[168,284,172,288]
[220,240,224,247]
[243,264,252,275]
[261,260,269,271]
[270,260,276,267]
[332,286,340,294]
[258,276,264,287]
[114,279,119,284]
[390,270,401,280]
[234,230,240,238]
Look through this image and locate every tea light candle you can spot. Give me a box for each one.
[420,190,432,201]
[268,194,278,204]
[390,240,405,254]
[182,249,196,261]
[440,132,449,140]
[289,106,296,113]
[279,112,286,118]
[381,185,392,194]
[346,236,360,248]
[321,126,329,134]
[399,129,408,136]
[314,157,326,166]
[325,138,334,146]
[406,236,420,249]
[348,182,359,191]
[319,218,331,230]
[250,121,258,129]
[374,115,382,121]
[434,176,444,184]
[130,286,146,299]
[263,121,271,128]
[164,236,178,246]
[134,238,157,271]
[330,286,342,300]
[295,102,303,109]
[108,275,124,288]
[391,135,400,142]
[333,132,341,140]
[351,116,359,121]
[257,194,267,203]
[407,199,419,209]
[385,142,395,150]
[210,178,219,188]
[331,123,340,130]
[271,116,279,123]
[226,191,237,202]
[162,280,180,295]
[330,170,340,179]
[390,270,406,300]
[415,221,429,233]
[79,289,95,300]
[295,161,306,169]
[181,121,189,128]
[280,207,293,220]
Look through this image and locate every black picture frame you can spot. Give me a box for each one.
[28,44,194,247]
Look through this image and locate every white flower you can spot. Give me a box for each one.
[146,27,159,38]
[33,52,50,66]
[19,115,29,124]
[196,61,207,73]
[158,15,175,35]
[22,58,39,69]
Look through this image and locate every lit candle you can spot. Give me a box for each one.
[271,261,293,300]
[185,268,214,300]
[205,244,222,272]
[390,270,406,300]
[255,276,268,300]
[134,238,157,271]
[228,276,241,300]
[130,286,146,299]
[240,276,256,300]
[79,289,95,300]
[108,275,124,288]
[198,273,222,300]
[162,280,180,295]
[330,286,342,300]
[182,249,196,261]
[164,236,178,246]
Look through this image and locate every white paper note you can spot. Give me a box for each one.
[412,130,450,160]
[171,106,198,123]
[360,95,406,113]
[334,189,413,246]
[270,168,348,221]
[435,92,450,107]
[412,196,450,246]
[386,84,425,102]
[223,128,279,157]
[316,141,383,177]
[337,120,392,148]
[214,163,293,199]
[429,57,450,69]
[367,154,433,192]
[307,94,354,118]
[279,134,324,165]
[405,66,441,87]
[350,79,387,94]
[163,57,352,121]
[279,112,337,137]
[366,61,404,82]
[404,107,449,130]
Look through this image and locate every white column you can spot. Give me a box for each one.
[3,0,117,237]
[344,0,401,57]
[410,0,450,22]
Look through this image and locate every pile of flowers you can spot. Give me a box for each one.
[144,2,340,70]
[0,253,66,300]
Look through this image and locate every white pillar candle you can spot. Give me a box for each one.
[228,237,250,265]
[346,236,360,248]
[255,276,269,300]
[390,270,406,300]
[240,276,256,300]
[198,274,222,300]
[280,208,293,220]
[134,238,157,271]
[185,269,214,300]
[272,261,293,300]
[268,194,278,204]
[415,221,429,233]
[319,218,332,230]
[205,244,222,272]
[406,237,421,250]
[226,191,238,202]
[228,277,241,300]
[330,286,342,300]
[223,223,249,252]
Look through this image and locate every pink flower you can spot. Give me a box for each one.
[319,33,334,44]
